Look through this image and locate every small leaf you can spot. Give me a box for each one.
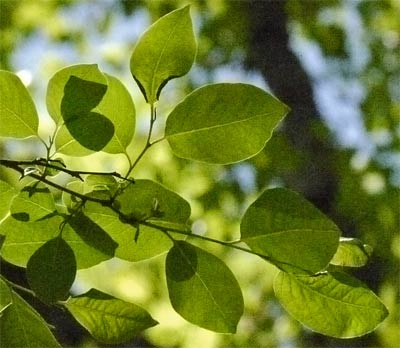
[330,237,373,267]
[0,277,12,314]
[130,6,196,103]
[0,289,61,347]
[27,236,76,303]
[166,241,244,333]
[64,289,158,344]
[240,188,341,274]
[0,70,39,138]
[274,271,389,338]
[10,182,56,222]
[0,180,17,222]
[165,83,289,164]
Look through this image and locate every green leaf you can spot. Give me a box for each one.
[116,179,191,224]
[0,288,61,347]
[130,6,196,103]
[85,180,190,261]
[0,180,17,222]
[274,271,389,338]
[0,70,39,138]
[46,64,107,125]
[10,183,56,222]
[49,67,135,155]
[46,64,110,155]
[166,241,244,333]
[0,277,12,314]
[27,236,76,304]
[98,74,136,154]
[64,289,158,344]
[330,237,373,267]
[240,188,341,274]
[66,212,118,261]
[0,215,59,267]
[0,214,114,269]
[165,83,289,164]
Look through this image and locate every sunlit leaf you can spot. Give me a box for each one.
[85,180,190,261]
[64,289,158,344]
[0,214,114,269]
[0,277,12,314]
[27,236,76,303]
[330,237,373,267]
[130,6,196,103]
[0,288,61,347]
[66,212,118,261]
[99,74,136,154]
[0,180,17,222]
[165,83,289,164]
[166,241,244,333]
[240,188,341,274]
[0,70,39,138]
[274,271,389,338]
[10,182,56,222]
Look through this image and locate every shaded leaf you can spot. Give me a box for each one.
[274,271,389,338]
[240,188,341,274]
[0,70,39,138]
[64,289,158,344]
[130,6,196,103]
[330,237,373,267]
[10,182,56,222]
[166,241,244,333]
[0,289,61,347]
[165,83,289,164]
[27,236,76,303]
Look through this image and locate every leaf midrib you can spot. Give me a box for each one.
[288,274,386,312]
[167,111,279,138]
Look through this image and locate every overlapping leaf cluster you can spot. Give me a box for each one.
[0,6,388,346]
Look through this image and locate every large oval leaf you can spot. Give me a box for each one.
[0,289,61,347]
[53,73,136,155]
[274,271,389,338]
[240,188,341,274]
[0,180,17,222]
[130,6,196,103]
[46,64,107,125]
[85,179,191,261]
[64,289,158,344]
[0,70,39,138]
[0,277,12,314]
[165,83,289,164]
[166,241,244,333]
[0,214,114,269]
[27,237,76,304]
[10,183,56,222]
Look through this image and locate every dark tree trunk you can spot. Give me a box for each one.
[244,0,338,214]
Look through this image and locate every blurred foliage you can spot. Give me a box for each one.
[0,0,399,347]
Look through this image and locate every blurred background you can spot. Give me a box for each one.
[0,0,399,347]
